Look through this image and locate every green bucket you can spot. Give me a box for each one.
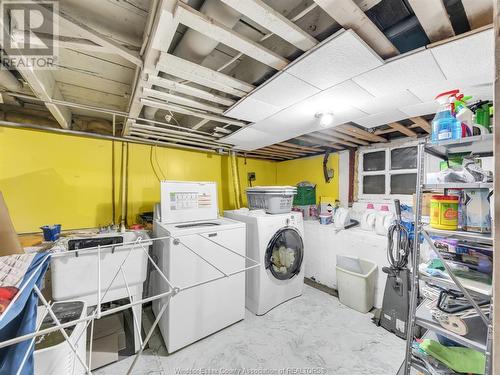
[294,185,316,206]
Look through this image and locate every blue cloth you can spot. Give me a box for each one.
[0,253,50,375]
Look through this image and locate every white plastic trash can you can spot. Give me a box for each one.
[336,255,377,313]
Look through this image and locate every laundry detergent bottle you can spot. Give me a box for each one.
[375,205,396,236]
[432,90,461,143]
[360,203,376,231]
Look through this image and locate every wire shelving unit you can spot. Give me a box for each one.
[401,134,494,375]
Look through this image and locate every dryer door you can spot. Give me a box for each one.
[265,227,304,280]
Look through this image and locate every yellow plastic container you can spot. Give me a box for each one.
[430,195,459,230]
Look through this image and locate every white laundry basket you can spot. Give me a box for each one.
[246,186,297,214]
[336,255,377,313]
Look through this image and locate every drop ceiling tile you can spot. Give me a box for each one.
[251,72,320,108]
[409,80,493,102]
[353,49,446,96]
[286,29,384,90]
[355,90,422,115]
[224,97,279,122]
[430,29,494,84]
[220,127,273,148]
[400,101,439,117]
[354,110,408,129]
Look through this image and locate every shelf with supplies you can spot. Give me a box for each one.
[424,134,494,160]
[422,182,493,190]
[423,225,493,246]
[415,300,488,353]
[419,273,492,298]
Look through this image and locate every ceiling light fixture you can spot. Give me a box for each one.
[315,112,334,127]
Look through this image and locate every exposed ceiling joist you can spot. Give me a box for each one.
[143,87,225,114]
[461,0,493,29]
[192,119,211,130]
[131,122,219,141]
[320,129,369,145]
[409,117,432,134]
[387,122,418,138]
[125,0,178,136]
[296,136,345,150]
[130,129,223,149]
[279,142,325,152]
[140,98,247,127]
[147,75,235,106]
[219,0,318,51]
[176,3,289,70]
[406,0,455,43]
[335,125,388,143]
[313,0,399,58]
[157,53,254,97]
[266,144,317,154]
[48,7,143,66]
[307,132,358,147]
[259,146,306,157]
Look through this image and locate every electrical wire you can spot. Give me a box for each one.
[150,146,162,182]
[154,144,167,180]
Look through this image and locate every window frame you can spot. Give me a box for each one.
[358,140,419,202]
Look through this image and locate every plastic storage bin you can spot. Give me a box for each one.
[246,186,297,214]
[293,184,316,206]
[336,255,377,313]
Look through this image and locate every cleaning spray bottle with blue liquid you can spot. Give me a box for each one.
[431,90,462,143]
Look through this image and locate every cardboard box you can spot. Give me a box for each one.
[0,192,23,257]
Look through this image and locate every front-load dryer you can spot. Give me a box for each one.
[224,209,304,315]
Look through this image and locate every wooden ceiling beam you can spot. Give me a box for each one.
[296,136,346,150]
[157,53,254,97]
[409,117,432,134]
[279,142,325,152]
[307,132,358,147]
[320,128,370,145]
[313,0,398,58]
[219,0,318,51]
[406,0,454,43]
[387,122,418,138]
[336,124,388,143]
[143,88,225,114]
[460,0,493,29]
[147,75,235,106]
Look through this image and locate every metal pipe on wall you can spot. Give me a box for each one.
[119,142,129,231]
[230,151,242,209]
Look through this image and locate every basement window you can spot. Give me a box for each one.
[358,144,418,200]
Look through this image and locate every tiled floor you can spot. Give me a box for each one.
[96,285,405,375]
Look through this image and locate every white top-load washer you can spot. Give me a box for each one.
[152,181,246,353]
[224,209,305,315]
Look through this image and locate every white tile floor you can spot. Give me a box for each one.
[96,285,405,375]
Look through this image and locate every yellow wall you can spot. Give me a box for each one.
[0,127,277,233]
[276,154,340,203]
[1,127,339,233]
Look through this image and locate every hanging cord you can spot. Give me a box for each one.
[149,146,162,182]
[154,145,167,180]
[386,199,411,269]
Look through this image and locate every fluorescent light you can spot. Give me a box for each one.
[316,112,334,127]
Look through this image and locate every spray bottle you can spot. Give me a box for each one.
[454,94,474,137]
[431,90,461,143]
